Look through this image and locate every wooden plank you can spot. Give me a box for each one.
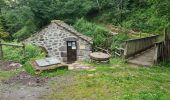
[115,52,121,56]
[0,42,25,59]
[0,43,24,47]
[22,43,26,58]
[124,35,163,59]
[32,61,68,72]
[153,44,158,64]
[124,34,161,42]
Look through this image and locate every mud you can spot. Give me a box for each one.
[3,72,48,86]
[0,60,22,71]
[0,71,76,100]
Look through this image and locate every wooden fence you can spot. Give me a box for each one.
[154,31,170,63]
[123,35,163,58]
[0,40,26,59]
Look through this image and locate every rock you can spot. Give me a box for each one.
[9,63,22,68]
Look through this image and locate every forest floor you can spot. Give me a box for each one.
[0,58,170,100]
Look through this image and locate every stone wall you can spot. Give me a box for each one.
[25,22,92,62]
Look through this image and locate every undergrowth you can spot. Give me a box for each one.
[2,43,69,76]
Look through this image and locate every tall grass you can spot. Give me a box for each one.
[3,44,45,64]
[74,18,129,53]
[74,18,113,49]
[2,43,46,75]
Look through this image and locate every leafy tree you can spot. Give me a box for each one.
[1,6,36,36]
[0,0,170,40]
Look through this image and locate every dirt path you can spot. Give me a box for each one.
[0,60,85,100]
[0,72,75,100]
[0,60,22,71]
[0,83,50,100]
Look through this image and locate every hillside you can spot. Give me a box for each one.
[0,0,170,41]
[0,1,170,99]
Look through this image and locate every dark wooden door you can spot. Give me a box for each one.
[67,41,77,63]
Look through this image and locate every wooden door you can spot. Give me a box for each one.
[67,41,77,63]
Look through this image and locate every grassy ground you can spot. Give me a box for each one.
[45,58,170,100]
[1,58,170,100]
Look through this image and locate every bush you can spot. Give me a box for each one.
[74,18,112,49]
[13,20,37,41]
[0,21,9,39]
[121,8,169,34]
[3,43,45,64]
[111,33,129,50]
[74,18,130,54]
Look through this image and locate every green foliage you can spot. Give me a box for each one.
[3,44,45,64]
[0,0,6,12]
[46,58,170,99]
[0,70,19,80]
[111,33,129,50]
[122,7,169,33]
[0,27,9,39]
[23,62,36,75]
[74,18,129,52]
[1,5,37,40]
[13,20,37,40]
[1,6,35,33]
[0,0,170,40]
[0,17,9,39]
[3,43,47,75]
[74,18,112,49]
[2,42,69,76]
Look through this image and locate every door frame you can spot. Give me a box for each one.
[67,41,77,63]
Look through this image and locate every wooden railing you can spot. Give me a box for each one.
[154,42,165,63]
[154,39,170,63]
[0,40,26,59]
[124,35,163,58]
[114,47,124,57]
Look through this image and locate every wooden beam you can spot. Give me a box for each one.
[22,43,26,58]
[0,43,24,47]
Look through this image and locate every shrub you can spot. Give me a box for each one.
[121,8,169,34]
[111,32,129,50]
[0,22,9,39]
[3,43,45,64]
[74,18,112,49]
[13,20,37,41]
[74,18,130,54]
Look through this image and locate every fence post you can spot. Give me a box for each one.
[0,40,3,60]
[123,41,128,59]
[154,43,158,64]
[164,28,169,60]
[22,43,26,58]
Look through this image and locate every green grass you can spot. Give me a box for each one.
[0,57,170,99]
[46,58,170,100]
[0,69,22,81]
[1,43,70,78]
[23,61,70,77]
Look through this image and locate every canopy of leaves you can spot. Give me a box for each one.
[0,0,170,40]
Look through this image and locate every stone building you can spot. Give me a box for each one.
[25,20,92,63]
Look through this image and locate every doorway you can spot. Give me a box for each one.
[67,41,77,63]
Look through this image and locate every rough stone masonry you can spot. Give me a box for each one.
[25,20,92,62]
